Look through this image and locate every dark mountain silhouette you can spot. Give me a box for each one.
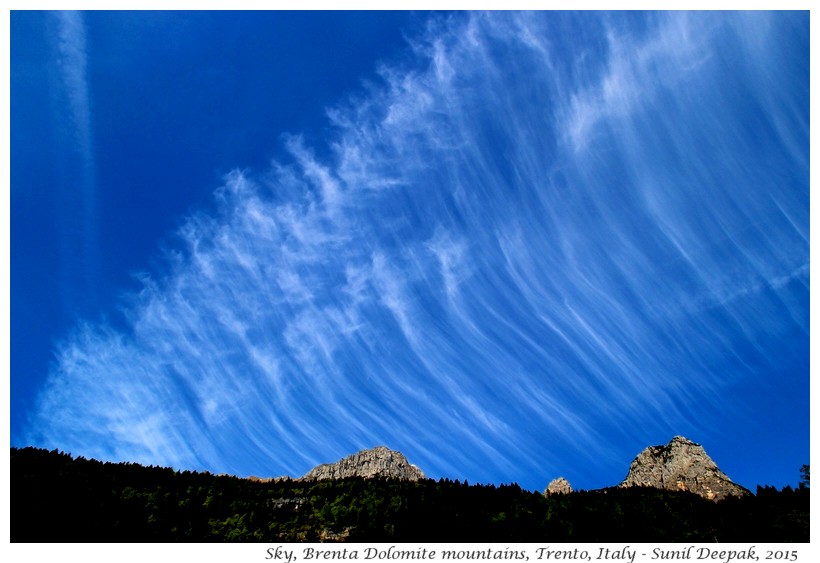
[10,445,808,542]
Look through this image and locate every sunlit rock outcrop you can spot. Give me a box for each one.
[544,477,573,495]
[300,446,425,481]
[619,436,749,501]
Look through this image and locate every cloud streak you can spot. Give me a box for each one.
[50,10,100,309]
[28,12,808,491]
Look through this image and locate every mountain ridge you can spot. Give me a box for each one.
[10,445,809,542]
[292,436,749,502]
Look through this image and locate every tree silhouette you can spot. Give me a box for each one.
[799,464,809,488]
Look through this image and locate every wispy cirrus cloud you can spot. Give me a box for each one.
[49,10,100,307]
[28,12,808,490]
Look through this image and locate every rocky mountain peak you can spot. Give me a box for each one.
[618,435,749,501]
[300,446,425,482]
[544,477,573,495]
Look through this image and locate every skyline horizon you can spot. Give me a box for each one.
[9,433,770,495]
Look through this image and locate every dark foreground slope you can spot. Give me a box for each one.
[11,447,808,542]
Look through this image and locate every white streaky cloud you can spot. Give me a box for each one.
[426,226,471,299]
[562,12,715,154]
[28,12,807,490]
[369,251,419,346]
[49,10,101,305]
[285,136,345,214]
[54,11,93,162]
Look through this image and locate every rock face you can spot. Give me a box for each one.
[619,436,749,501]
[300,446,425,482]
[544,477,573,495]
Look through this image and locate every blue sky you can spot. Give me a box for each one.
[10,11,809,492]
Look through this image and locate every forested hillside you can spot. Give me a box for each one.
[11,447,808,542]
